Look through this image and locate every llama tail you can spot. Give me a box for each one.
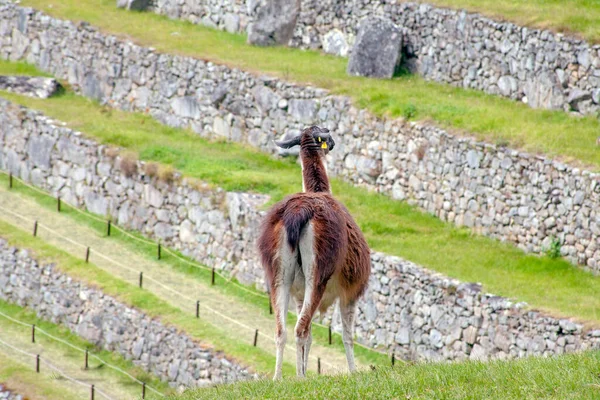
[282,205,314,251]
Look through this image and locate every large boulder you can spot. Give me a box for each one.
[0,76,61,98]
[116,0,151,11]
[247,0,300,47]
[523,71,565,110]
[347,17,403,79]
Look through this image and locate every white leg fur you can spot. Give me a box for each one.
[273,232,297,380]
[340,299,357,372]
[295,223,317,378]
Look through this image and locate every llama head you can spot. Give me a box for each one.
[275,126,335,155]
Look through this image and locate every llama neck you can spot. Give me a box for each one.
[301,154,331,193]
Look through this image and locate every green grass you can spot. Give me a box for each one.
[12,0,600,171]
[2,78,600,328]
[0,300,172,398]
[0,218,297,377]
[0,174,390,368]
[415,0,600,43]
[0,357,81,400]
[175,351,600,399]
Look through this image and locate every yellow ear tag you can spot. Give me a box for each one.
[321,142,328,149]
[318,137,322,142]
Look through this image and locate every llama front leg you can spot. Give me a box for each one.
[339,299,357,372]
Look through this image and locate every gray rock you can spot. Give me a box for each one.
[27,134,56,169]
[116,0,150,11]
[347,17,403,79]
[288,99,318,124]
[223,13,240,34]
[524,71,565,110]
[466,150,481,169]
[211,84,229,107]
[592,89,600,104]
[498,76,517,97]
[0,76,61,98]
[323,29,349,57]
[82,73,104,102]
[247,0,300,47]
[252,84,280,114]
[567,89,592,110]
[170,96,201,119]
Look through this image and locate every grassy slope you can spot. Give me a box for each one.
[0,218,297,377]
[1,66,600,326]
[176,351,600,400]
[0,300,171,399]
[14,0,600,171]
[0,357,81,400]
[0,177,389,368]
[414,0,600,43]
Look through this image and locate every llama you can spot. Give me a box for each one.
[258,126,371,379]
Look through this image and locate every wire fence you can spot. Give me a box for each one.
[0,169,398,368]
[0,309,163,397]
[0,334,113,400]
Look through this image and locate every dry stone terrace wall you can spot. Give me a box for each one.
[0,239,254,388]
[2,98,600,362]
[0,1,599,272]
[0,385,23,400]
[149,0,600,114]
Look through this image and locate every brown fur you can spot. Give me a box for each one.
[257,126,371,377]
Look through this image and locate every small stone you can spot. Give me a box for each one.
[223,13,240,34]
[170,97,201,119]
[322,29,349,57]
[567,89,592,110]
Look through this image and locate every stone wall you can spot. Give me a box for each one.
[2,97,600,362]
[0,2,598,272]
[0,238,254,389]
[0,385,22,400]
[148,0,600,114]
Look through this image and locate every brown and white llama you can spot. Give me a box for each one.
[258,126,371,379]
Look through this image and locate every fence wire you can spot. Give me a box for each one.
[0,169,396,365]
[0,334,113,399]
[0,309,163,396]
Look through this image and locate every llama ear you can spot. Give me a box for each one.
[274,135,301,149]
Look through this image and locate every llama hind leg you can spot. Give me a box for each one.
[340,299,357,373]
[295,299,313,374]
[272,244,296,380]
[295,223,325,378]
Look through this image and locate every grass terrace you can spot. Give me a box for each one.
[11,0,600,171]
[0,180,390,369]
[174,351,600,400]
[1,61,600,328]
[0,300,172,399]
[0,218,293,377]
[414,0,600,43]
